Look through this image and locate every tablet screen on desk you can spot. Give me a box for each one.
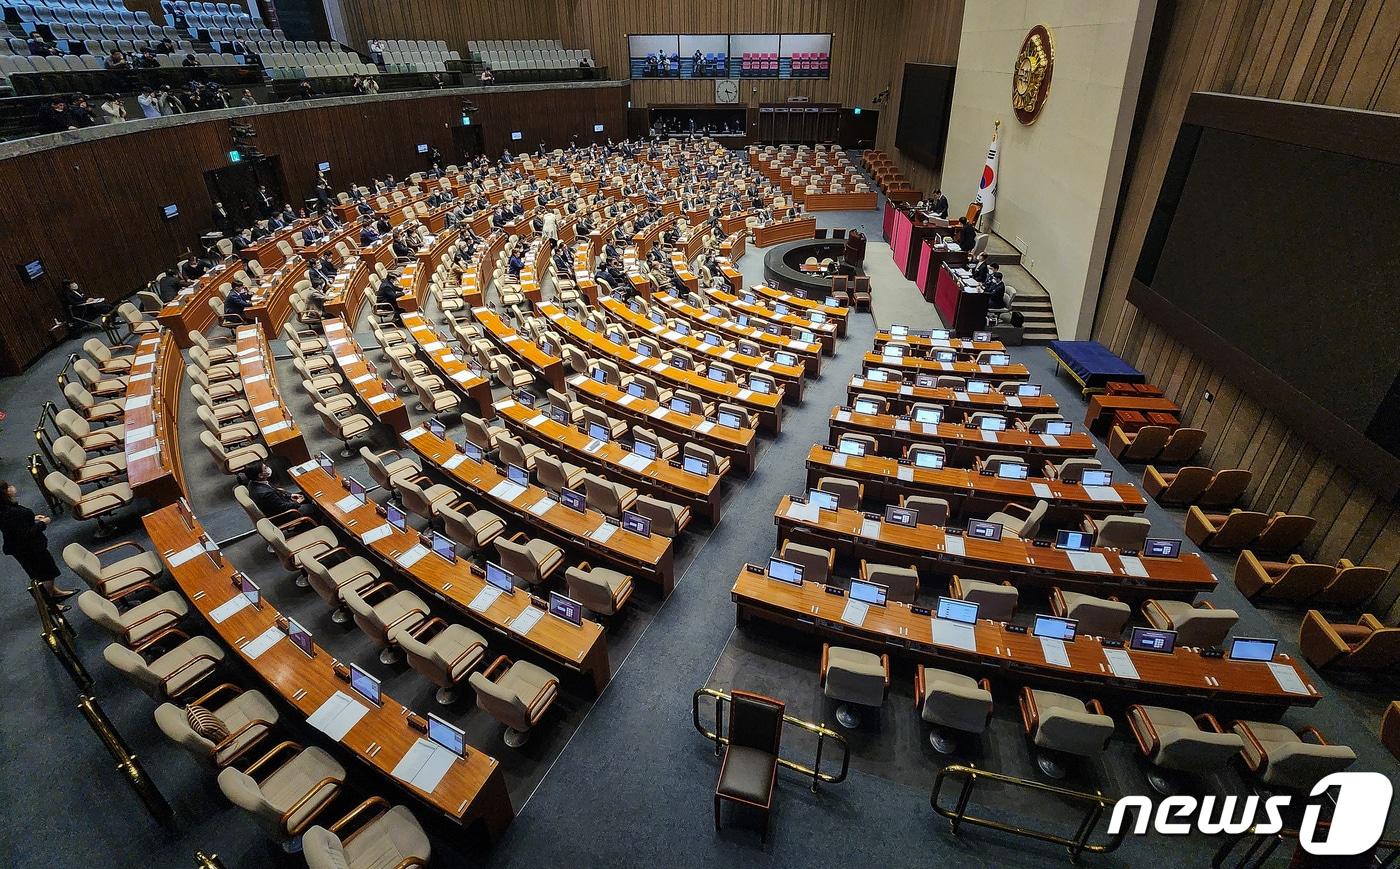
[549,591,583,626]
[979,415,1007,431]
[1080,469,1113,487]
[549,404,571,424]
[736,315,750,327]
[682,455,710,476]
[808,489,839,512]
[934,351,956,363]
[914,451,945,470]
[427,418,446,439]
[717,410,742,429]
[632,439,657,460]
[1144,537,1181,558]
[837,438,866,457]
[867,369,889,383]
[986,354,1011,366]
[239,575,261,609]
[1043,420,1072,436]
[622,510,651,537]
[849,579,887,606]
[967,519,1003,541]
[1129,627,1176,654]
[775,352,797,367]
[930,329,950,340]
[973,331,992,342]
[1055,530,1093,551]
[767,557,803,584]
[560,487,587,512]
[704,333,722,347]
[670,397,692,415]
[913,406,942,424]
[464,441,485,462]
[506,463,530,487]
[935,596,978,625]
[884,505,917,527]
[427,713,466,756]
[1017,383,1042,397]
[996,462,1028,480]
[1033,615,1078,641]
[515,389,536,408]
[967,381,992,395]
[349,663,381,705]
[386,503,408,530]
[853,398,880,415]
[626,382,646,399]
[429,530,456,562]
[287,618,314,657]
[486,561,515,593]
[1228,637,1277,662]
[588,422,611,442]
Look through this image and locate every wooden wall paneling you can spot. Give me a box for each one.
[1315,480,1372,565]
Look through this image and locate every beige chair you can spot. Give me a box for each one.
[395,617,488,704]
[975,453,1025,476]
[1108,425,1170,462]
[583,472,637,518]
[303,802,431,869]
[199,430,268,476]
[492,355,534,390]
[83,338,134,373]
[1232,551,1334,604]
[78,589,188,649]
[1142,599,1238,648]
[154,684,279,769]
[1312,559,1388,610]
[190,345,239,382]
[103,634,225,702]
[410,372,461,414]
[1018,687,1114,778]
[1127,705,1243,793]
[536,452,585,493]
[780,540,834,586]
[497,432,543,471]
[62,540,163,600]
[1231,720,1356,790]
[217,743,346,841]
[1044,458,1101,484]
[816,476,862,510]
[314,402,373,457]
[901,495,949,527]
[64,382,126,424]
[256,517,337,578]
[682,442,729,478]
[190,365,244,402]
[190,329,239,364]
[565,563,634,616]
[192,383,252,423]
[633,426,679,461]
[73,357,128,396]
[820,643,889,728]
[1298,611,1400,673]
[52,435,127,484]
[342,581,430,664]
[1083,515,1151,552]
[985,499,1048,539]
[44,472,133,536]
[55,408,123,452]
[359,447,421,491]
[439,503,506,555]
[582,405,628,440]
[860,560,919,605]
[462,411,507,454]
[301,549,380,624]
[198,403,259,446]
[469,655,560,747]
[1050,587,1130,637]
[634,494,690,537]
[916,665,993,753]
[1143,465,1214,506]
[949,575,1017,621]
[1185,508,1269,551]
[1156,427,1206,464]
[495,532,564,586]
[395,477,461,526]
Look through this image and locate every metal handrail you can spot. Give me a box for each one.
[194,851,228,868]
[27,452,63,516]
[1213,825,1400,868]
[78,693,174,826]
[692,686,849,791]
[930,763,1125,862]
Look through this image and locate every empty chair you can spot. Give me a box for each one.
[1230,720,1355,790]
[1253,513,1315,555]
[83,338,134,373]
[395,617,488,704]
[1142,599,1239,648]
[564,563,633,617]
[314,402,373,456]
[1083,515,1151,551]
[64,383,126,424]
[779,539,833,586]
[1126,705,1243,794]
[78,589,188,649]
[1018,687,1113,778]
[396,477,460,525]
[711,690,783,843]
[1043,457,1101,484]
[301,549,379,624]
[984,499,1048,539]
[468,655,559,747]
[495,533,563,586]
[901,495,949,527]
[55,408,124,452]
[683,442,728,478]
[63,540,162,600]
[256,517,336,577]
[1298,610,1400,673]
[217,743,346,841]
[199,430,267,476]
[496,432,542,471]
[1156,427,1206,464]
[1312,559,1388,610]
[582,472,637,518]
[342,581,429,664]
[1108,425,1170,463]
[1185,508,1269,551]
[633,494,690,538]
[1193,469,1251,509]
[303,802,431,869]
[358,446,420,492]
[1232,551,1334,604]
[438,504,505,555]
[860,560,918,604]
[198,403,259,446]
[1049,587,1129,637]
[820,643,888,728]
[535,452,585,493]
[44,472,133,536]
[916,665,993,753]
[410,373,460,414]
[949,575,1017,621]
[815,476,861,510]
[52,435,126,484]
[633,426,678,461]
[103,634,225,702]
[154,685,280,770]
[1143,465,1213,506]
[73,357,128,396]
[462,411,507,454]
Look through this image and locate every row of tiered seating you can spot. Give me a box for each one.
[159,0,262,32]
[471,38,592,72]
[372,38,459,74]
[1,34,193,56]
[262,48,375,80]
[0,50,242,75]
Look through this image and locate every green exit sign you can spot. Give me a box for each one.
[852,107,862,115]
[462,116,471,125]
[228,149,242,161]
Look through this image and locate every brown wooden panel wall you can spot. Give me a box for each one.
[1091,0,1400,618]
[0,85,627,374]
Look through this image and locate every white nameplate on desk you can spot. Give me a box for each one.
[1067,551,1112,575]
[894,418,910,432]
[351,373,375,385]
[127,445,160,462]
[451,370,475,383]
[391,738,457,792]
[509,606,544,636]
[696,421,715,434]
[1103,648,1140,680]
[1119,555,1148,578]
[954,392,970,402]
[210,593,252,624]
[860,518,882,540]
[834,410,851,423]
[395,544,429,569]
[1084,485,1122,502]
[468,585,502,613]
[583,439,604,454]
[851,377,865,387]
[840,599,868,626]
[1030,482,1053,499]
[736,388,753,401]
[126,424,155,442]
[241,625,283,659]
[1039,434,1059,447]
[404,426,427,441]
[168,542,208,567]
[422,341,445,352]
[263,420,291,434]
[245,373,267,385]
[252,400,279,413]
[334,354,358,366]
[618,393,637,406]
[829,452,848,467]
[785,500,820,524]
[589,522,618,544]
[441,353,458,363]
[238,346,261,358]
[335,494,364,513]
[1039,637,1071,668]
[129,371,152,383]
[1266,662,1309,695]
[525,414,547,427]
[1006,395,1022,407]
[369,392,395,405]
[979,430,997,442]
[943,535,965,557]
[307,691,370,741]
[133,354,156,366]
[290,460,317,475]
[897,466,914,482]
[126,394,152,410]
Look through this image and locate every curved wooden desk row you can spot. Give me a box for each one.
[494,397,722,524]
[863,352,1029,384]
[566,373,757,476]
[144,504,514,837]
[234,325,310,464]
[668,251,699,296]
[873,330,1002,354]
[322,318,411,432]
[471,306,565,393]
[399,312,493,417]
[751,283,849,337]
[827,407,1097,465]
[773,496,1213,602]
[752,216,817,248]
[156,256,243,347]
[124,330,186,507]
[401,426,677,596]
[846,376,1060,420]
[709,286,839,354]
[396,226,459,312]
[731,566,1318,715]
[323,238,398,326]
[649,291,823,376]
[242,256,308,337]
[597,295,805,403]
[798,191,878,211]
[537,303,783,434]
[803,444,1147,520]
[240,215,319,271]
[288,464,610,694]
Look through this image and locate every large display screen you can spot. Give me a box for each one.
[894,63,956,170]
[628,34,830,79]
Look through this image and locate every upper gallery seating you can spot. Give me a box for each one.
[470,38,593,73]
[371,38,459,74]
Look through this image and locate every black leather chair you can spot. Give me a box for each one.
[714,690,784,842]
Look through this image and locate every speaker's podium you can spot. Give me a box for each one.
[930,264,990,337]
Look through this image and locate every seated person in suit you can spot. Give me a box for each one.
[179,255,208,281]
[377,273,403,320]
[319,210,340,231]
[984,268,1007,308]
[316,254,338,279]
[247,462,315,517]
[956,217,976,251]
[507,250,525,278]
[929,188,949,218]
[359,223,381,245]
[223,282,254,320]
[64,280,112,320]
[391,231,414,259]
[970,254,991,284]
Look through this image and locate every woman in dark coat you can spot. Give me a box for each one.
[0,481,76,609]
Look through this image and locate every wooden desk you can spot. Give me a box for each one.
[753,284,849,337]
[495,398,722,524]
[156,257,241,348]
[323,239,396,326]
[538,303,783,434]
[712,287,839,355]
[1084,394,1183,435]
[846,375,1060,422]
[864,352,1029,384]
[471,306,565,393]
[803,444,1147,520]
[144,504,514,837]
[242,217,316,270]
[289,465,610,693]
[731,565,1318,715]
[753,216,817,247]
[123,331,185,507]
[234,325,309,464]
[798,191,878,211]
[322,319,410,433]
[401,426,676,595]
[650,291,822,377]
[773,496,1213,602]
[399,313,494,419]
[566,373,757,476]
[243,258,307,337]
[598,295,804,403]
[872,330,1002,354]
[827,407,1097,466]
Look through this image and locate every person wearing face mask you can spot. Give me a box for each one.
[0,482,77,611]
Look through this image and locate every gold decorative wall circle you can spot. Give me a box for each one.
[1012,25,1054,124]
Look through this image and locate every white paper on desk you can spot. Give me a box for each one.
[526,414,547,427]
[1103,648,1140,680]
[334,494,364,513]
[307,691,370,741]
[758,360,774,370]
[423,341,445,352]
[241,625,283,659]
[895,418,911,432]
[442,353,458,363]
[1039,434,1060,448]
[1006,395,1022,408]
[861,518,882,540]
[649,406,668,419]
[1039,637,1071,668]
[245,373,268,385]
[443,454,467,470]
[899,385,915,396]
[1119,555,1148,578]
[1067,551,1112,575]
[834,410,851,423]
[469,585,502,613]
[451,369,475,383]
[1266,662,1310,695]
[932,619,976,651]
[943,535,965,557]
[589,522,618,544]
[396,544,429,569]
[528,496,554,516]
[369,393,395,405]
[784,500,820,524]
[979,430,997,442]
[290,460,317,475]
[129,371,152,383]
[133,353,156,366]
[510,605,545,636]
[126,424,155,442]
[616,453,650,472]
[127,445,160,462]
[737,388,753,401]
[851,377,865,387]
[329,338,348,348]
[830,452,848,468]
[126,394,152,410]
[1031,482,1053,499]
[404,426,426,441]
[168,542,207,567]
[841,599,868,626]
[786,338,805,348]
[351,373,374,385]
[1084,486,1122,502]
[392,738,457,793]
[897,466,914,482]
[489,480,527,502]
[334,354,358,366]
[361,524,393,545]
[618,393,637,406]
[238,346,261,358]
[696,420,716,434]
[210,593,252,624]
[264,420,291,434]
[250,400,278,413]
